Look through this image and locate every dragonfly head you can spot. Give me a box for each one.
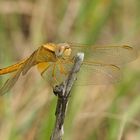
[55,43,72,57]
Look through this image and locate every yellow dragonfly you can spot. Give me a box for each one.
[0,43,137,95]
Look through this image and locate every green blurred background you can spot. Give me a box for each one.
[0,0,140,140]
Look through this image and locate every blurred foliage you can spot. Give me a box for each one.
[0,0,140,140]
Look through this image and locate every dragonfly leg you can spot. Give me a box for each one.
[58,63,68,75]
[51,64,59,85]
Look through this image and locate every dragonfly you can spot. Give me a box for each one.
[0,43,137,95]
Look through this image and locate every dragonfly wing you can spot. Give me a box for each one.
[37,62,61,86]
[0,68,22,95]
[0,54,38,95]
[70,44,137,65]
[22,50,38,75]
[22,46,56,75]
[37,62,50,76]
[39,59,121,86]
[55,60,121,85]
[75,61,121,85]
[40,61,73,86]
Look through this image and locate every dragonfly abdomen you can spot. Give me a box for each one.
[0,59,26,75]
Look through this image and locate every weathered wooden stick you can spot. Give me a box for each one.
[50,53,84,140]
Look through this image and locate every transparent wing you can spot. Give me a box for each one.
[76,61,121,85]
[40,59,121,86]
[22,50,38,75]
[0,54,38,95]
[38,43,137,86]
[0,68,22,95]
[39,61,72,86]
[37,62,50,75]
[69,44,137,65]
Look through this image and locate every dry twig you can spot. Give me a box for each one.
[50,53,84,140]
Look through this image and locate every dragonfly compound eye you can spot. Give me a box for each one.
[55,47,63,57]
[55,43,71,57]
